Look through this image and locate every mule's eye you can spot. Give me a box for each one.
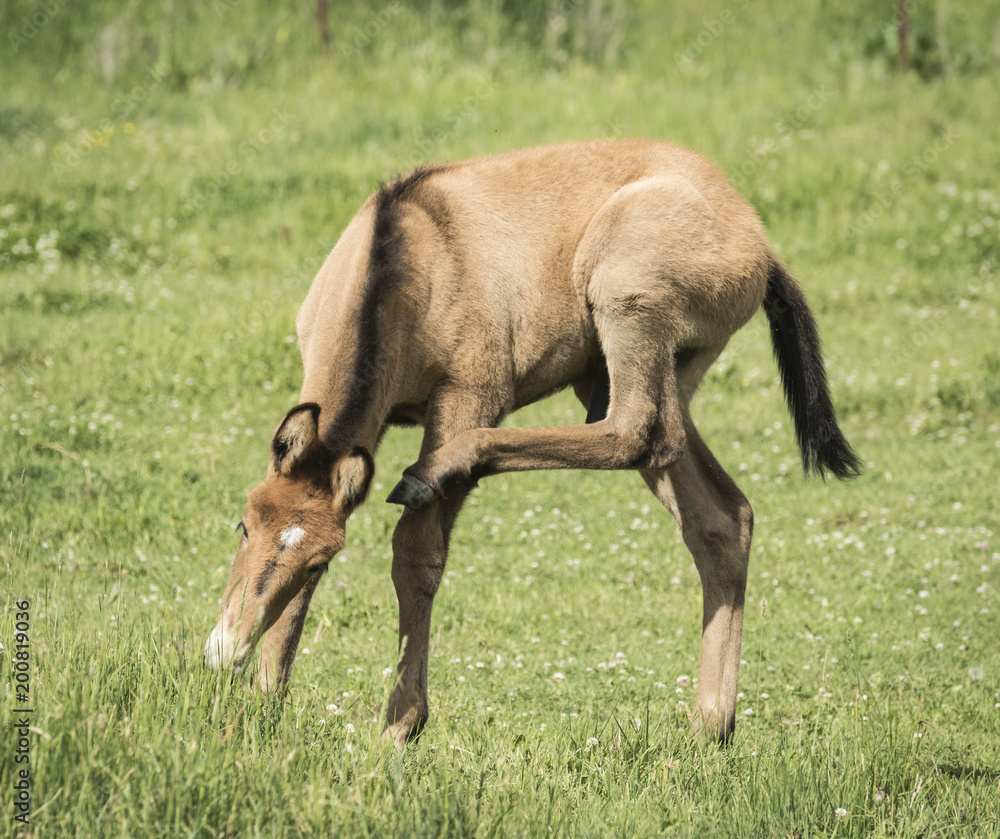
[236,520,248,543]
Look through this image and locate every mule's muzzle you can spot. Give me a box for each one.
[204,606,266,672]
[203,623,237,670]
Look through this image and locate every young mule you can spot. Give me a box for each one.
[204,139,860,747]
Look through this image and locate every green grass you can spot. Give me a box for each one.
[2,1,1000,836]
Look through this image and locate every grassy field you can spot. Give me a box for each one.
[2,1,1000,836]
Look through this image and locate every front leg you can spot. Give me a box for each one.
[384,489,468,748]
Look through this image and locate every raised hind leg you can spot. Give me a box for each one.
[387,295,690,507]
[388,174,766,509]
[642,417,752,742]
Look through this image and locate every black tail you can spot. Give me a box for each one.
[763,260,862,480]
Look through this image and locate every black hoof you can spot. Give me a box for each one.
[386,475,438,509]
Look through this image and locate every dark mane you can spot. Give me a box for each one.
[326,166,447,453]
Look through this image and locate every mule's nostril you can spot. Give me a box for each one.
[204,628,225,669]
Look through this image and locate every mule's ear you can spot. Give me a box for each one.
[271,403,323,476]
[332,448,374,511]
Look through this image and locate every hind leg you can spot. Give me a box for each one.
[388,175,766,509]
[642,416,752,741]
[388,295,689,505]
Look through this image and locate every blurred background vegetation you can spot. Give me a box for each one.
[4,0,1000,88]
[3,0,999,283]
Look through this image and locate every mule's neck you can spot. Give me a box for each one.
[297,192,418,461]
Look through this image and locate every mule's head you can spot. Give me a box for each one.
[204,403,373,673]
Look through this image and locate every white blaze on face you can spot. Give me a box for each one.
[279,526,307,549]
